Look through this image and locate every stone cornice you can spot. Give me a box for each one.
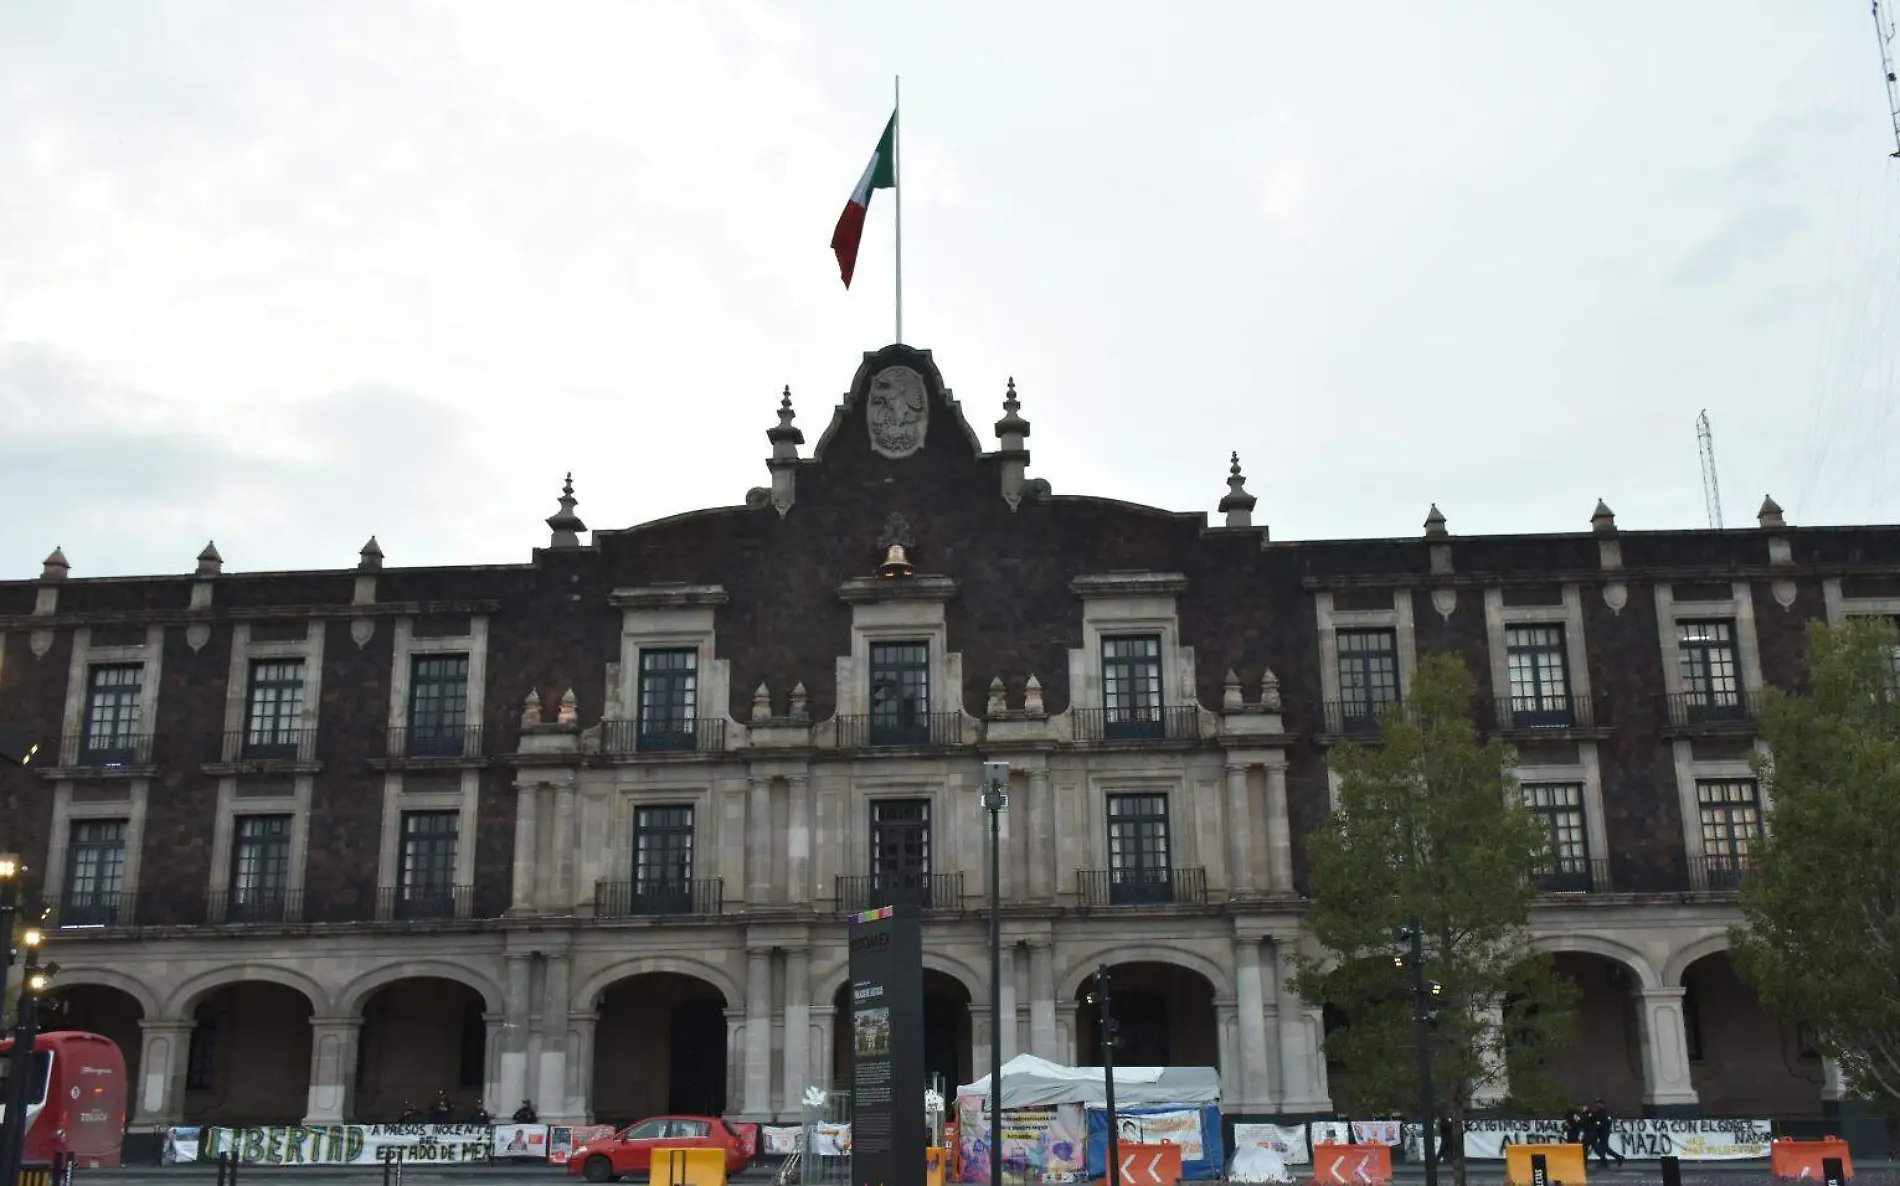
[836,575,959,604]
[607,584,729,610]
[1302,565,1900,591]
[1069,572,1190,599]
[0,600,500,631]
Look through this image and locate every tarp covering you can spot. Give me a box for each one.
[957,1055,1217,1109]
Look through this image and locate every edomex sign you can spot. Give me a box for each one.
[848,902,925,1186]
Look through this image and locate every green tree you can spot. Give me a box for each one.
[1732,616,1900,1116]
[1292,653,1577,1186]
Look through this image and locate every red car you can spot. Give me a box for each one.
[569,1115,752,1182]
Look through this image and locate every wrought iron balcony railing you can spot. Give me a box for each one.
[835,872,964,913]
[43,890,139,929]
[1076,866,1208,907]
[1533,858,1611,895]
[1317,699,1400,738]
[1490,695,1600,733]
[384,725,485,761]
[596,878,725,917]
[834,713,965,749]
[375,884,475,921]
[57,732,162,769]
[599,718,727,755]
[206,729,319,764]
[1072,706,1201,743]
[1659,690,1756,731]
[1689,855,1753,893]
[205,888,304,925]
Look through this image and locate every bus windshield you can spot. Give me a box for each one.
[0,1051,52,1107]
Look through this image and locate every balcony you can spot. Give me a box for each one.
[835,872,964,913]
[43,891,139,929]
[204,729,320,768]
[1072,706,1201,744]
[1315,699,1399,740]
[1076,867,1208,908]
[1659,690,1757,735]
[1489,695,1605,736]
[205,888,304,925]
[378,726,486,765]
[600,718,727,757]
[50,732,163,773]
[375,884,475,922]
[835,713,966,749]
[596,878,724,917]
[1533,858,1612,895]
[1689,855,1753,893]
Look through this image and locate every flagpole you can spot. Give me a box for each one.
[893,73,903,345]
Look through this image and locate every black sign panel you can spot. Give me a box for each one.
[848,902,925,1186]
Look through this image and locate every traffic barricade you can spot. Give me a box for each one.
[926,1146,948,1186]
[1505,1143,1587,1185]
[1770,1137,1854,1180]
[1310,1142,1393,1185]
[653,1146,728,1186]
[1099,1143,1183,1186]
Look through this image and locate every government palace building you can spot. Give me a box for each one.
[1,343,1892,1133]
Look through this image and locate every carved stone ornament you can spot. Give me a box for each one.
[351,618,375,649]
[867,365,929,459]
[876,512,916,551]
[29,629,53,659]
[1603,582,1628,615]
[186,623,211,653]
[1431,587,1457,620]
[1772,578,1797,610]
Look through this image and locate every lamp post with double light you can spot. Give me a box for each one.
[0,925,57,1186]
[979,762,1009,1186]
[1395,922,1444,1186]
[1087,966,1122,1186]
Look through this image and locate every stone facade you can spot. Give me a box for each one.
[2,344,1894,1129]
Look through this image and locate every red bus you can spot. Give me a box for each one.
[0,1031,127,1168]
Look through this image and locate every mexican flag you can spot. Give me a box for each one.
[831,112,896,288]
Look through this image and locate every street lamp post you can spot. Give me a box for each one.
[980,762,1009,1186]
[0,854,20,1036]
[1398,921,1442,1186]
[0,926,55,1186]
[1090,966,1123,1186]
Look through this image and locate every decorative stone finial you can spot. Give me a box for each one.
[789,682,809,721]
[1219,452,1258,528]
[557,688,578,725]
[1222,670,1244,712]
[1023,674,1045,716]
[751,682,772,722]
[1260,668,1283,712]
[1591,500,1616,535]
[546,473,587,548]
[41,547,68,581]
[359,536,385,571]
[1758,495,1785,530]
[987,677,1007,715]
[768,386,805,452]
[994,378,1030,445]
[1424,504,1448,538]
[521,689,543,728]
[195,540,223,576]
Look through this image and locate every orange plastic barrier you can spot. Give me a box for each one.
[1770,1137,1854,1180]
[1102,1143,1183,1186]
[1505,1143,1587,1185]
[1310,1142,1393,1185]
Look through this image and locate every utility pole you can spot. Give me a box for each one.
[1398,921,1443,1186]
[981,763,1009,1186]
[1091,966,1124,1186]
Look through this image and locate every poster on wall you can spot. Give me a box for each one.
[491,1124,549,1160]
[1092,1110,1205,1161]
[1232,1124,1307,1166]
[954,1100,1086,1183]
[762,1126,805,1155]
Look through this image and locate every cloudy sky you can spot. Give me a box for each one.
[2,2,1896,580]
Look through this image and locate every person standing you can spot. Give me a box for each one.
[1586,1100,1625,1168]
[1562,1104,1585,1147]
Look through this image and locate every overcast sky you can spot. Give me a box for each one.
[2,2,1896,581]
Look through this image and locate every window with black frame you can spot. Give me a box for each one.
[1696,779,1761,890]
[1678,621,1743,720]
[1102,635,1164,739]
[63,819,128,925]
[397,810,459,917]
[229,815,291,920]
[1505,625,1573,726]
[244,659,306,759]
[1522,784,1591,890]
[870,799,931,905]
[637,649,699,750]
[869,641,930,744]
[634,805,695,913]
[1336,629,1399,726]
[82,664,143,764]
[185,1007,218,1091]
[1107,793,1172,904]
[407,654,470,756]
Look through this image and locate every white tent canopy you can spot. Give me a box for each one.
[957,1054,1221,1109]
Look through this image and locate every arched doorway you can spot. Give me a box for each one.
[1072,962,1217,1069]
[832,970,972,1093]
[1547,953,1644,1113]
[1681,951,1823,1116]
[355,978,488,1120]
[594,973,728,1123]
[49,984,145,1109]
[184,983,315,1123]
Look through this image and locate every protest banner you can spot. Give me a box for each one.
[954,1102,1085,1183]
[491,1124,549,1160]
[1457,1118,1773,1161]
[192,1124,495,1165]
[550,1125,616,1166]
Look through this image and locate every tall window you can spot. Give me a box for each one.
[1102,635,1164,739]
[637,649,699,750]
[407,654,470,756]
[229,815,291,919]
[1336,629,1400,724]
[1678,621,1743,720]
[1696,779,1761,890]
[1107,793,1172,904]
[870,799,931,903]
[634,805,695,913]
[186,1005,219,1091]
[869,642,930,744]
[82,664,143,763]
[63,819,128,925]
[1505,625,1573,725]
[1523,784,1591,890]
[244,659,306,759]
[397,810,460,917]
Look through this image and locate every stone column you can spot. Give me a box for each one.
[1233,937,1273,1110]
[1215,1001,1239,1105]
[1274,942,1332,1112]
[743,947,774,1118]
[565,1010,597,1123]
[782,949,812,1120]
[1224,763,1256,894]
[1028,769,1055,900]
[537,954,572,1120]
[811,1005,837,1092]
[1264,762,1293,893]
[970,1005,993,1081]
[999,943,1020,1064]
[1634,987,1700,1110]
[787,775,812,905]
[511,781,541,912]
[747,777,773,905]
[1471,1002,1509,1107]
[500,954,533,1110]
[552,780,577,909]
[133,1019,193,1127]
[303,1016,362,1125]
[1028,942,1060,1059]
[484,1015,506,1115]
